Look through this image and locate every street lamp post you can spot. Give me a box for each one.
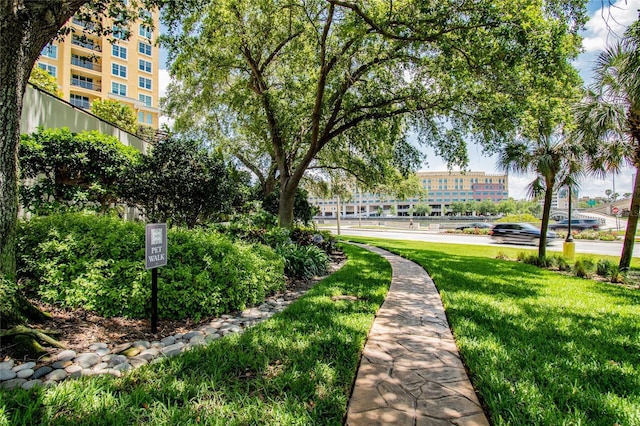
[563,185,575,260]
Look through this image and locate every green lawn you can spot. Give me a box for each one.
[0,243,390,426]
[342,236,640,425]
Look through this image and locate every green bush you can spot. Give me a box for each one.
[596,259,614,277]
[17,213,285,320]
[462,227,490,235]
[495,213,540,223]
[551,255,571,271]
[573,259,595,279]
[609,265,626,284]
[276,243,330,280]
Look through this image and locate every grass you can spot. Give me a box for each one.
[0,243,391,426]
[340,236,640,425]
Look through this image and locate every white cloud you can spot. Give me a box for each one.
[581,0,640,53]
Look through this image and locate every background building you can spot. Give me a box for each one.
[34,9,160,128]
[310,171,509,218]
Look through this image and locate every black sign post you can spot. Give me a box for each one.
[146,223,167,333]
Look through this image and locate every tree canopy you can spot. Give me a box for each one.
[90,99,139,134]
[162,0,587,228]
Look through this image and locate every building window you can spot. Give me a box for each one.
[41,43,57,59]
[139,94,152,107]
[139,59,152,73]
[139,24,152,39]
[112,25,128,40]
[112,63,127,78]
[138,111,145,123]
[139,76,152,90]
[146,113,153,124]
[38,63,57,77]
[111,82,127,96]
[112,45,127,59]
[70,94,90,109]
[139,9,152,20]
[138,41,152,56]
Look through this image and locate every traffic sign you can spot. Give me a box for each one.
[612,206,619,214]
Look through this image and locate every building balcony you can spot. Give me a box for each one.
[70,55,102,74]
[70,77,101,93]
[71,35,102,53]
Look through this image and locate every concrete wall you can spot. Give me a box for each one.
[21,84,146,153]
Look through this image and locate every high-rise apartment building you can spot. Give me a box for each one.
[35,9,161,129]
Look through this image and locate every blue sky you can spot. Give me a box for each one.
[158,0,639,200]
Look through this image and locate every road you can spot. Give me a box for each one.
[322,226,637,258]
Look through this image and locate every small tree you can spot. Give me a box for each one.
[414,203,432,217]
[90,99,138,134]
[121,137,249,228]
[28,66,62,97]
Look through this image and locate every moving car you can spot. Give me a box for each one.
[548,219,600,231]
[455,222,492,231]
[490,223,556,245]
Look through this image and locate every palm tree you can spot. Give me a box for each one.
[573,18,640,270]
[498,136,583,260]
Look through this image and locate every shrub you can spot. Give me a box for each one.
[276,243,330,280]
[462,227,490,235]
[609,266,626,284]
[495,251,509,260]
[19,128,140,214]
[573,259,595,279]
[551,255,571,271]
[495,214,540,223]
[516,252,527,262]
[522,255,543,266]
[596,259,614,277]
[17,212,285,320]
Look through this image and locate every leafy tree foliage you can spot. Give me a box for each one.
[121,137,250,228]
[19,127,140,214]
[90,99,138,134]
[573,18,640,270]
[162,0,587,228]
[413,203,432,217]
[28,67,62,98]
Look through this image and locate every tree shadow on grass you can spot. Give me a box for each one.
[348,239,640,425]
[0,244,390,426]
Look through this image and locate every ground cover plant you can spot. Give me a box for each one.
[341,236,640,425]
[0,243,391,425]
[16,212,285,321]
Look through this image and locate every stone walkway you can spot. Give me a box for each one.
[345,245,489,425]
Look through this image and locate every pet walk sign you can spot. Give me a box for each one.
[146,223,167,269]
[145,223,167,333]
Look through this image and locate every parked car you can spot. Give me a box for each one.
[490,223,556,245]
[455,222,492,231]
[548,219,600,231]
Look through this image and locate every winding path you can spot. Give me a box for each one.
[345,245,489,425]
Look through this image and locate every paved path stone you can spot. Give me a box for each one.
[346,245,488,426]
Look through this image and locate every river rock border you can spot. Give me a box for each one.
[0,261,348,393]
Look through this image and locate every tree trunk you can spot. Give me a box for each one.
[539,182,554,259]
[619,165,640,270]
[278,180,296,228]
[1,2,82,323]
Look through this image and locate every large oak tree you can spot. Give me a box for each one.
[162,0,587,228]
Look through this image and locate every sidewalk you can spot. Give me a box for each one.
[345,245,489,425]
